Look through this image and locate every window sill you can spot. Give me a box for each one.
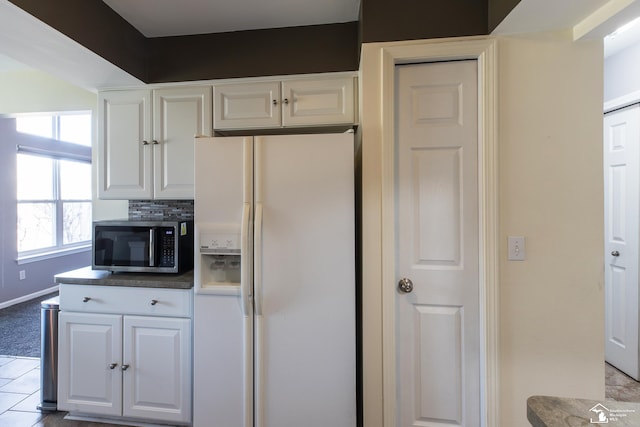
[17,245,91,265]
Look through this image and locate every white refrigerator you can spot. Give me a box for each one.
[193,133,356,427]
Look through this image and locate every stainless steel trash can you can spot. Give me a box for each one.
[37,296,59,412]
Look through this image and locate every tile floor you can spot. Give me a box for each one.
[2,355,639,426]
[0,356,131,427]
[606,362,640,402]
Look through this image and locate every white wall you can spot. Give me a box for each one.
[498,31,604,426]
[604,40,640,103]
[360,31,604,427]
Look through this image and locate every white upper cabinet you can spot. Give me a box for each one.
[98,90,153,200]
[213,81,281,130]
[281,77,355,127]
[98,86,212,200]
[214,75,355,130]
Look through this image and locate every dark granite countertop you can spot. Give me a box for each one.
[528,395,640,426]
[54,266,194,289]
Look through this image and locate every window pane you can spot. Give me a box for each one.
[17,154,54,200]
[15,116,54,139]
[63,202,92,244]
[59,114,92,146]
[17,203,55,252]
[60,160,92,199]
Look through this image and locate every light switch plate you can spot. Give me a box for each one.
[508,236,526,261]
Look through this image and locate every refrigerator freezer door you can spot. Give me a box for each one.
[194,136,253,427]
[253,134,356,427]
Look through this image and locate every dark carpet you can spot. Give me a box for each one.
[0,292,58,357]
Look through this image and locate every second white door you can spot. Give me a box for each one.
[604,104,640,379]
[395,60,480,426]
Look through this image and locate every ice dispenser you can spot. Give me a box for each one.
[197,225,241,287]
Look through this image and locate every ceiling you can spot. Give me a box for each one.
[1,0,640,89]
[102,0,361,37]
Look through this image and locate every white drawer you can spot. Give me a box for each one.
[59,284,192,318]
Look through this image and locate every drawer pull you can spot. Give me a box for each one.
[121,364,130,371]
[82,297,91,303]
[151,299,158,306]
[109,363,117,370]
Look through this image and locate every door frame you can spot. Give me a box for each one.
[374,37,498,427]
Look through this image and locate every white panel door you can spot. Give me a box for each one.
[153,86,212,199]
[396,61,480,427]
[604,104,640,379]
[122,315,191,423]
[253,134,356,427]
[57,312,122,417]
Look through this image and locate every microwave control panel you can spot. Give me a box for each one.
[159,227,176,267]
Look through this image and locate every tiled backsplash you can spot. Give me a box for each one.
[128,200,194,221]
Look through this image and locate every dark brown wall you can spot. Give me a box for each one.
[361,0,488,42]
[9,0,518,84]
[147,23,359,83]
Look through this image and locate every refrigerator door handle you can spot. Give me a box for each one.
[241,202,252,317]
[254,202,264,316]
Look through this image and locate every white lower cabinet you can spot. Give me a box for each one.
[57,286,192,425]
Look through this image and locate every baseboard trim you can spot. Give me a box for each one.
[0,285,59,310]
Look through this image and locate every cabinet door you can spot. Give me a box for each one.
[153,86,212,199]
[98,90,153,199]
[282,76,355,127]
[122,316,192,424]
[214,81,281,130]
[58,312,123,417]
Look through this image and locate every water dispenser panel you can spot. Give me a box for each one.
[199,232,240,254]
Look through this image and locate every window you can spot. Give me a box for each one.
[16,113,92,259]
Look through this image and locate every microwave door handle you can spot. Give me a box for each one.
[149,229,155,267]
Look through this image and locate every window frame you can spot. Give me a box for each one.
[15,112,93,262]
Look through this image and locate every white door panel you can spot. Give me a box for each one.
[604,104,640,379]
[57,312,122,416]
[396,61,479,427]
[123,316,191,423]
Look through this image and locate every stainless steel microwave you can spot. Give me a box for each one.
[92,220,194,273]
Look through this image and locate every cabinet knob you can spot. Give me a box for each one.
[150,299,158,306]
[272,99,278,106]
[152,140,159,145]
[142,140,149,145]
[121,364,130,371]
[109,363,118,370]
[282,98,289,105]
[82,297,91,303]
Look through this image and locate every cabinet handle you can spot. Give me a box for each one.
[272,99,278,106]
[121,364,130,371]
[109,363,118,370]
[150,299,158,306]
[282,98,289,105]
[152,140,159,145]
[142,140,149,145]
[82,297,91,303]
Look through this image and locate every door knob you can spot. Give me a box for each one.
[612,250,620,257]
[398,278,414,294]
